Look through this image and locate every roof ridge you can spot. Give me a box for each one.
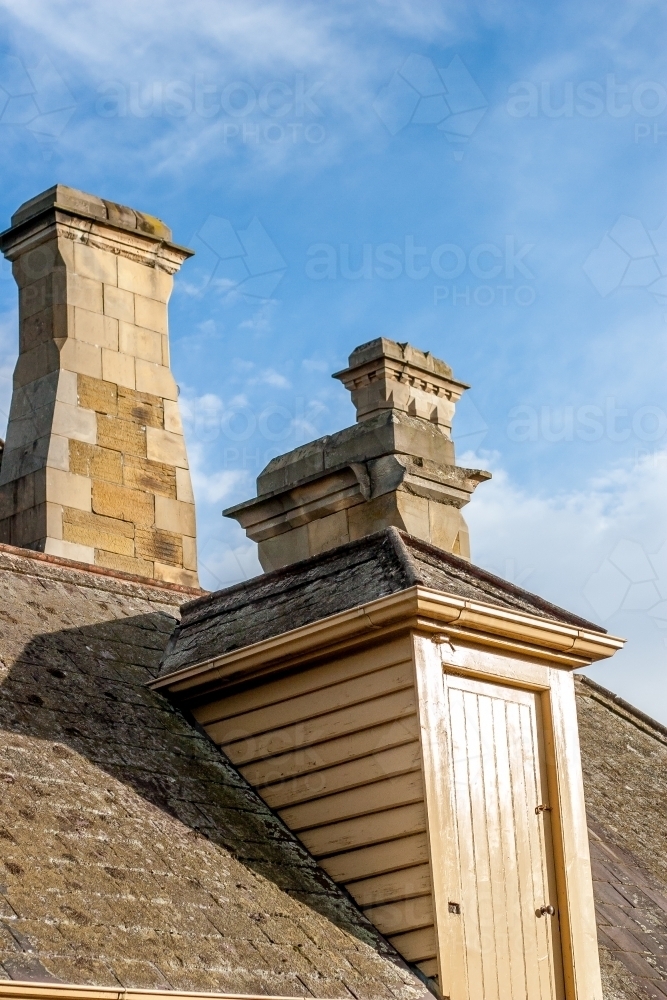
[385,526,424,586]
[576,674,667,745]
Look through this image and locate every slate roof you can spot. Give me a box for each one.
[159,527,602,678]
[0,543,426,998]
[0,537,664,998]
[576,675,667,999]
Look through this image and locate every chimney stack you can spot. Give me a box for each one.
[225,337,490,570]
[0,185,198,586]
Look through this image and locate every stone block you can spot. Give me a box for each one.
[182,534,197,571]
[45,501,63,539]
[8,501,48,545]
[122,454,176,498]
[67,272,103,313]
[135,526,182,565]
[307,509,350,556]
[117,256,172,301]
[135,360,178,400]
[258,524,309,572]
[63,507,135,556]
[69,440,123,484]
[161,335,170,367]
[77,374,118,415]
[154,495,196,536]
[118,322,162,364]
[46,434,70,472]
[102,349,135,390]
[92,480,154,526]
[56,369,79,406]
[175,467,194,503]
[20,305,70,353]
[20,270,66,317]
[163,400,183,434]
[74,307,118,350]
[44,537,95,563]
[153,562,199,587]
[96,414,146,457]
[94,548,152,576]
[73,242,118,285]
[103,284,135,323]
[134,294,167,334]
[0,438,50,483]
[59,339,102,379]
[146,427,188,468]
[117,386,163,428]
[51,401,97,444]
[395,491,430,539]
[45,467,91,511]
[0,471,41,517]
[13,341,60,388]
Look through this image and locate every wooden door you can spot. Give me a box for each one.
[442,673,565,1000]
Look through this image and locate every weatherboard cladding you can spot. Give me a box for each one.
[0,542,663,996]
[159,527,602,678]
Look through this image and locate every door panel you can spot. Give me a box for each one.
[443,674,564,1000]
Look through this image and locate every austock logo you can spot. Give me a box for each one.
[373,53,488,160]
[189,216,287,300]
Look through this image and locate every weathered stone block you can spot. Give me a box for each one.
[63,507,135,556]
[146,427,188,468]
[102,349,135,390]
[103,285,135,323]
[153,562,199,587]
[182,534,197,571]
[59,339,102,379]
[117,256,172,301]
[96,414,146,457]
[77,374,118,415]
[94,548,152,576]
[134,294,167,334]
[117,386,163,428]
[46,434,70,472]
[13,341,60,388]
[45,467,91,511]
[44,536,95,562]
[154,495,195,536]
[258,524,309,572]
[175,467,194,503]
[92,480,154,526]
[74,307,118,350]
[69,440,123,483]
[163,400,182,434]
[119,321,162,364]
[122,454,176,498]
[51,401,97,444]
[135,360,178,400]
[135,527,182,565]
[306,509,350,556]
[67,272,103,313]
[73,242,118,285]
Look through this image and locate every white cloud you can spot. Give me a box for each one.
[463,448,667,723]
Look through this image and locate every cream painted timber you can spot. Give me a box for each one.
[155,586,621,997]
[0,981,339,1000]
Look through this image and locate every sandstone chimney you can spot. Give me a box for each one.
[225,337,490,570]
[0,185,198,586]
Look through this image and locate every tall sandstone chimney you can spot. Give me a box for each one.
[0,185,198,587]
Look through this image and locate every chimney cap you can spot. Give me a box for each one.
[5,183,174,244]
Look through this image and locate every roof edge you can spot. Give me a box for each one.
[0,542,206,597]
[576,674,667,745]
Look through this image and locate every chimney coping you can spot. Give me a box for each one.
[332,336,468,389]
[2,184,192,256]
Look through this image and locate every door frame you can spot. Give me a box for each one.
[412,632,603,1000]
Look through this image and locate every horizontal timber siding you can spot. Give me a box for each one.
[193,635,438,978]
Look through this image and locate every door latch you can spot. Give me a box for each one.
[538,905,556,917]
[535,804,552,814]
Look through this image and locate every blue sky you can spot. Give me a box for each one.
[1,0,666,719]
